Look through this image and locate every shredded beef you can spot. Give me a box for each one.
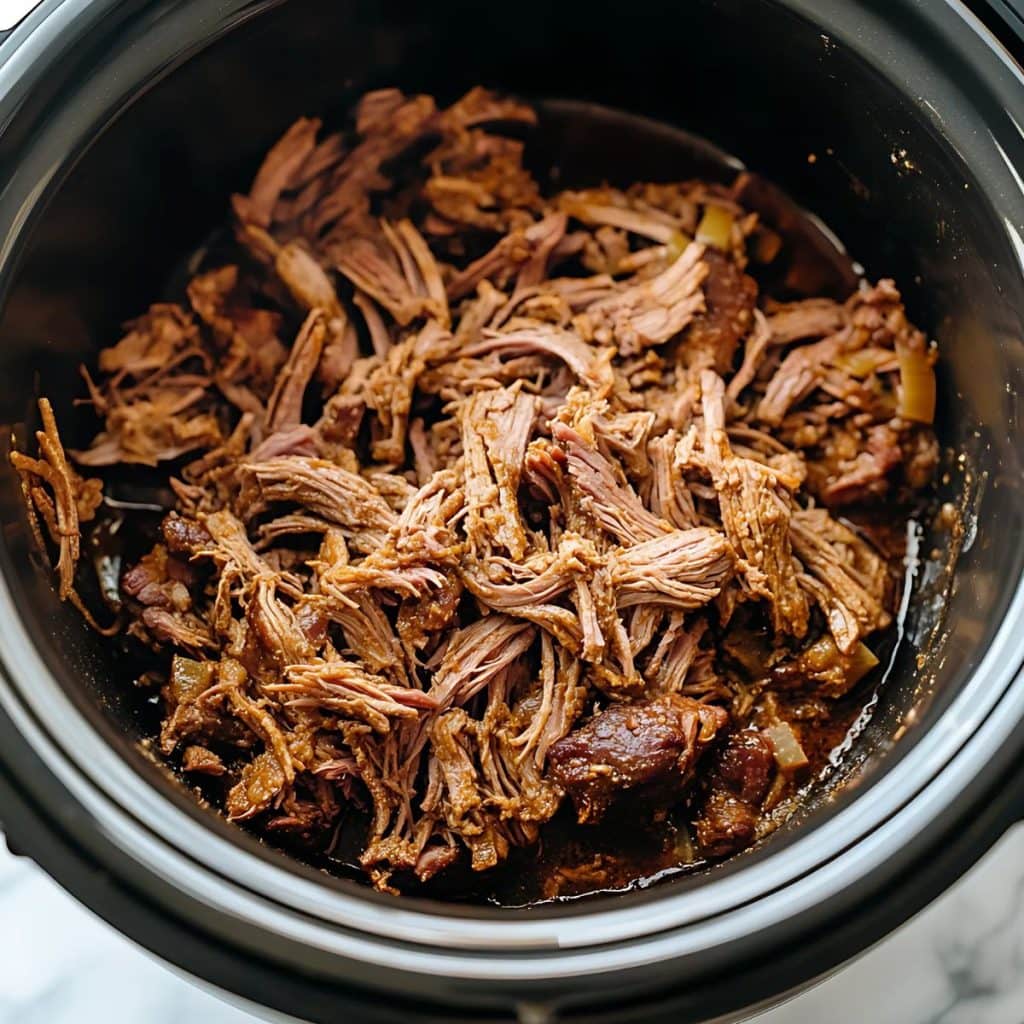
[13,87,940,896]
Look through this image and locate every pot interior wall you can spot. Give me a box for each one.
[0,0,1020,908]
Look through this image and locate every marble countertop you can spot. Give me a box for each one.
[2,826,1022,1024]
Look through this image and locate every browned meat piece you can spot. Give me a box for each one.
[161,512,213,555]
[187,266,287,400]
[75,390,223,467]
[322,591,406,679]
[413,843,461,883]
[447,213,568,301]
[193,508,301,612]
[548,695,727,823]
[511,634,587,768]
[726,309,771,402]
[239,455,396,553]
[247,578,315,666]
[820,422,903,505]
[397,576,462,652]
[336,220,449,328]
[461,533,597,610]
[139,607,215,653]
[646,432,698,528]
[249,424,319,461]
[67,304,228,467]
[273,239,343,319]
[122,544,194,611]
[234,89,440,250]
[695,729,775,857]
[644,615,709,694]
[359,320,454,463]
[682,249,757,373]
[422,101,540,235]
[428,616,535,711]
[182,745,226,776]
[269,661,437,734]
[560,186,685,244]
[438,85,537,131]
[232,117,321,228]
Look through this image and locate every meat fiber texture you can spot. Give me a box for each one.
[11,86,939,892]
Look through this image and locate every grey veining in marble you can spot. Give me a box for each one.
[2,826,1023,1023]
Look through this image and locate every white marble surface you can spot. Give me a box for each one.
[2,826,1023,1023]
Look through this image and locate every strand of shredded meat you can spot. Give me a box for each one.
[11,87,939,895]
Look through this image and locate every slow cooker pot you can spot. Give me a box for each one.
[0,0,1023,1021]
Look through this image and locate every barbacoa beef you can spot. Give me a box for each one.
[11,85,940,896]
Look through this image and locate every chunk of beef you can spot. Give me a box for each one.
[447,214,567,300]
[695,729,775,857]
[548,694,727,823]
[162,512,213,555]
[122,544,194,611]
[819,422,903,505]
[238,455,396,553]
[182,745,226,776]
[682,249,757,373]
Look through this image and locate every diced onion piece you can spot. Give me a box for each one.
[896,342,936,423]
[696,204,735,249]
[170,654,215,703]
[834,349,888,379]
[666,230,693,262]
[673,827,697,865]
[765,722,809,774]
[847,642,879,687]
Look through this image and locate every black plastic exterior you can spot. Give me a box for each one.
[0,1,1023,1022]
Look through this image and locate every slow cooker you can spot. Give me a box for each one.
[0,1,1023,1021]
